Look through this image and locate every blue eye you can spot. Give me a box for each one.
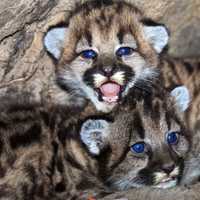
[131,142,145,154]
[80,49,97,59]
[116,47,133,57]
[167,132,179,145]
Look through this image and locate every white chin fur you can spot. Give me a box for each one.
[95,100,117,113]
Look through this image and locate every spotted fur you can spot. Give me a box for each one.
[0,94,114,200]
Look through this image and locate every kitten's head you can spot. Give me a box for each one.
[106,86,191,189]
[44,1,169,112]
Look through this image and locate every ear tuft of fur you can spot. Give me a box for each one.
[170,86,190,112]
[143,25,169,53]
[43,27,67,60]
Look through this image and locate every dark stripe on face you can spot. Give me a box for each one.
[133,111,145,139]
[9,124,41,149]
[117,29,124,44]
[150,100,161,123]
[165,111,171,130]
[183,61,194,74]
[72,0,114,17]
[84,30,92,47]
[83,62,134,88]
[143,94,153,115]
[95,11,114,30]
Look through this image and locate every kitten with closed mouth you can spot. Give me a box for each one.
[96,86,191,190]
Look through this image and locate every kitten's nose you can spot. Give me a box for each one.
[102,66,114,77]
[161,163,175,174]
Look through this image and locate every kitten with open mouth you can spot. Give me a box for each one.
[44,1,168,112]
[98,82,122,103]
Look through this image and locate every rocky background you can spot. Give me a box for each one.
[0,0,199,199]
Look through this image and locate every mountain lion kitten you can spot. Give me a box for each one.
[44,0,169,113]
[81,86,191,192]
[103,86,191,190]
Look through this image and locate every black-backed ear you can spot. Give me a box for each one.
[43,26,68,60]
[142,20,169,53]
[80,119,110,155]
[170,86,190,112]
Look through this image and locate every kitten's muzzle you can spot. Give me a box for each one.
[102,65,115,77]
[93,71,126,103]
[153,166,180,188]
[97,81,125,103]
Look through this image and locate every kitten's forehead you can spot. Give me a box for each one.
[132,100,181,145]
[70,1,142,27]
[69,1,141,47]
[75,26,137,54]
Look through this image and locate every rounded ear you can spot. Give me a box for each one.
[80,119,110,155]
[43,27,68,60]
[143,24,169,53]
[170,86,190,112]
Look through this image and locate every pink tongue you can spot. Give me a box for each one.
[100,83,120,101]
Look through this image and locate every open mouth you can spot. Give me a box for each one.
[97,82,124,104]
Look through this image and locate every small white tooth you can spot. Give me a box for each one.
[102,96,118,103]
